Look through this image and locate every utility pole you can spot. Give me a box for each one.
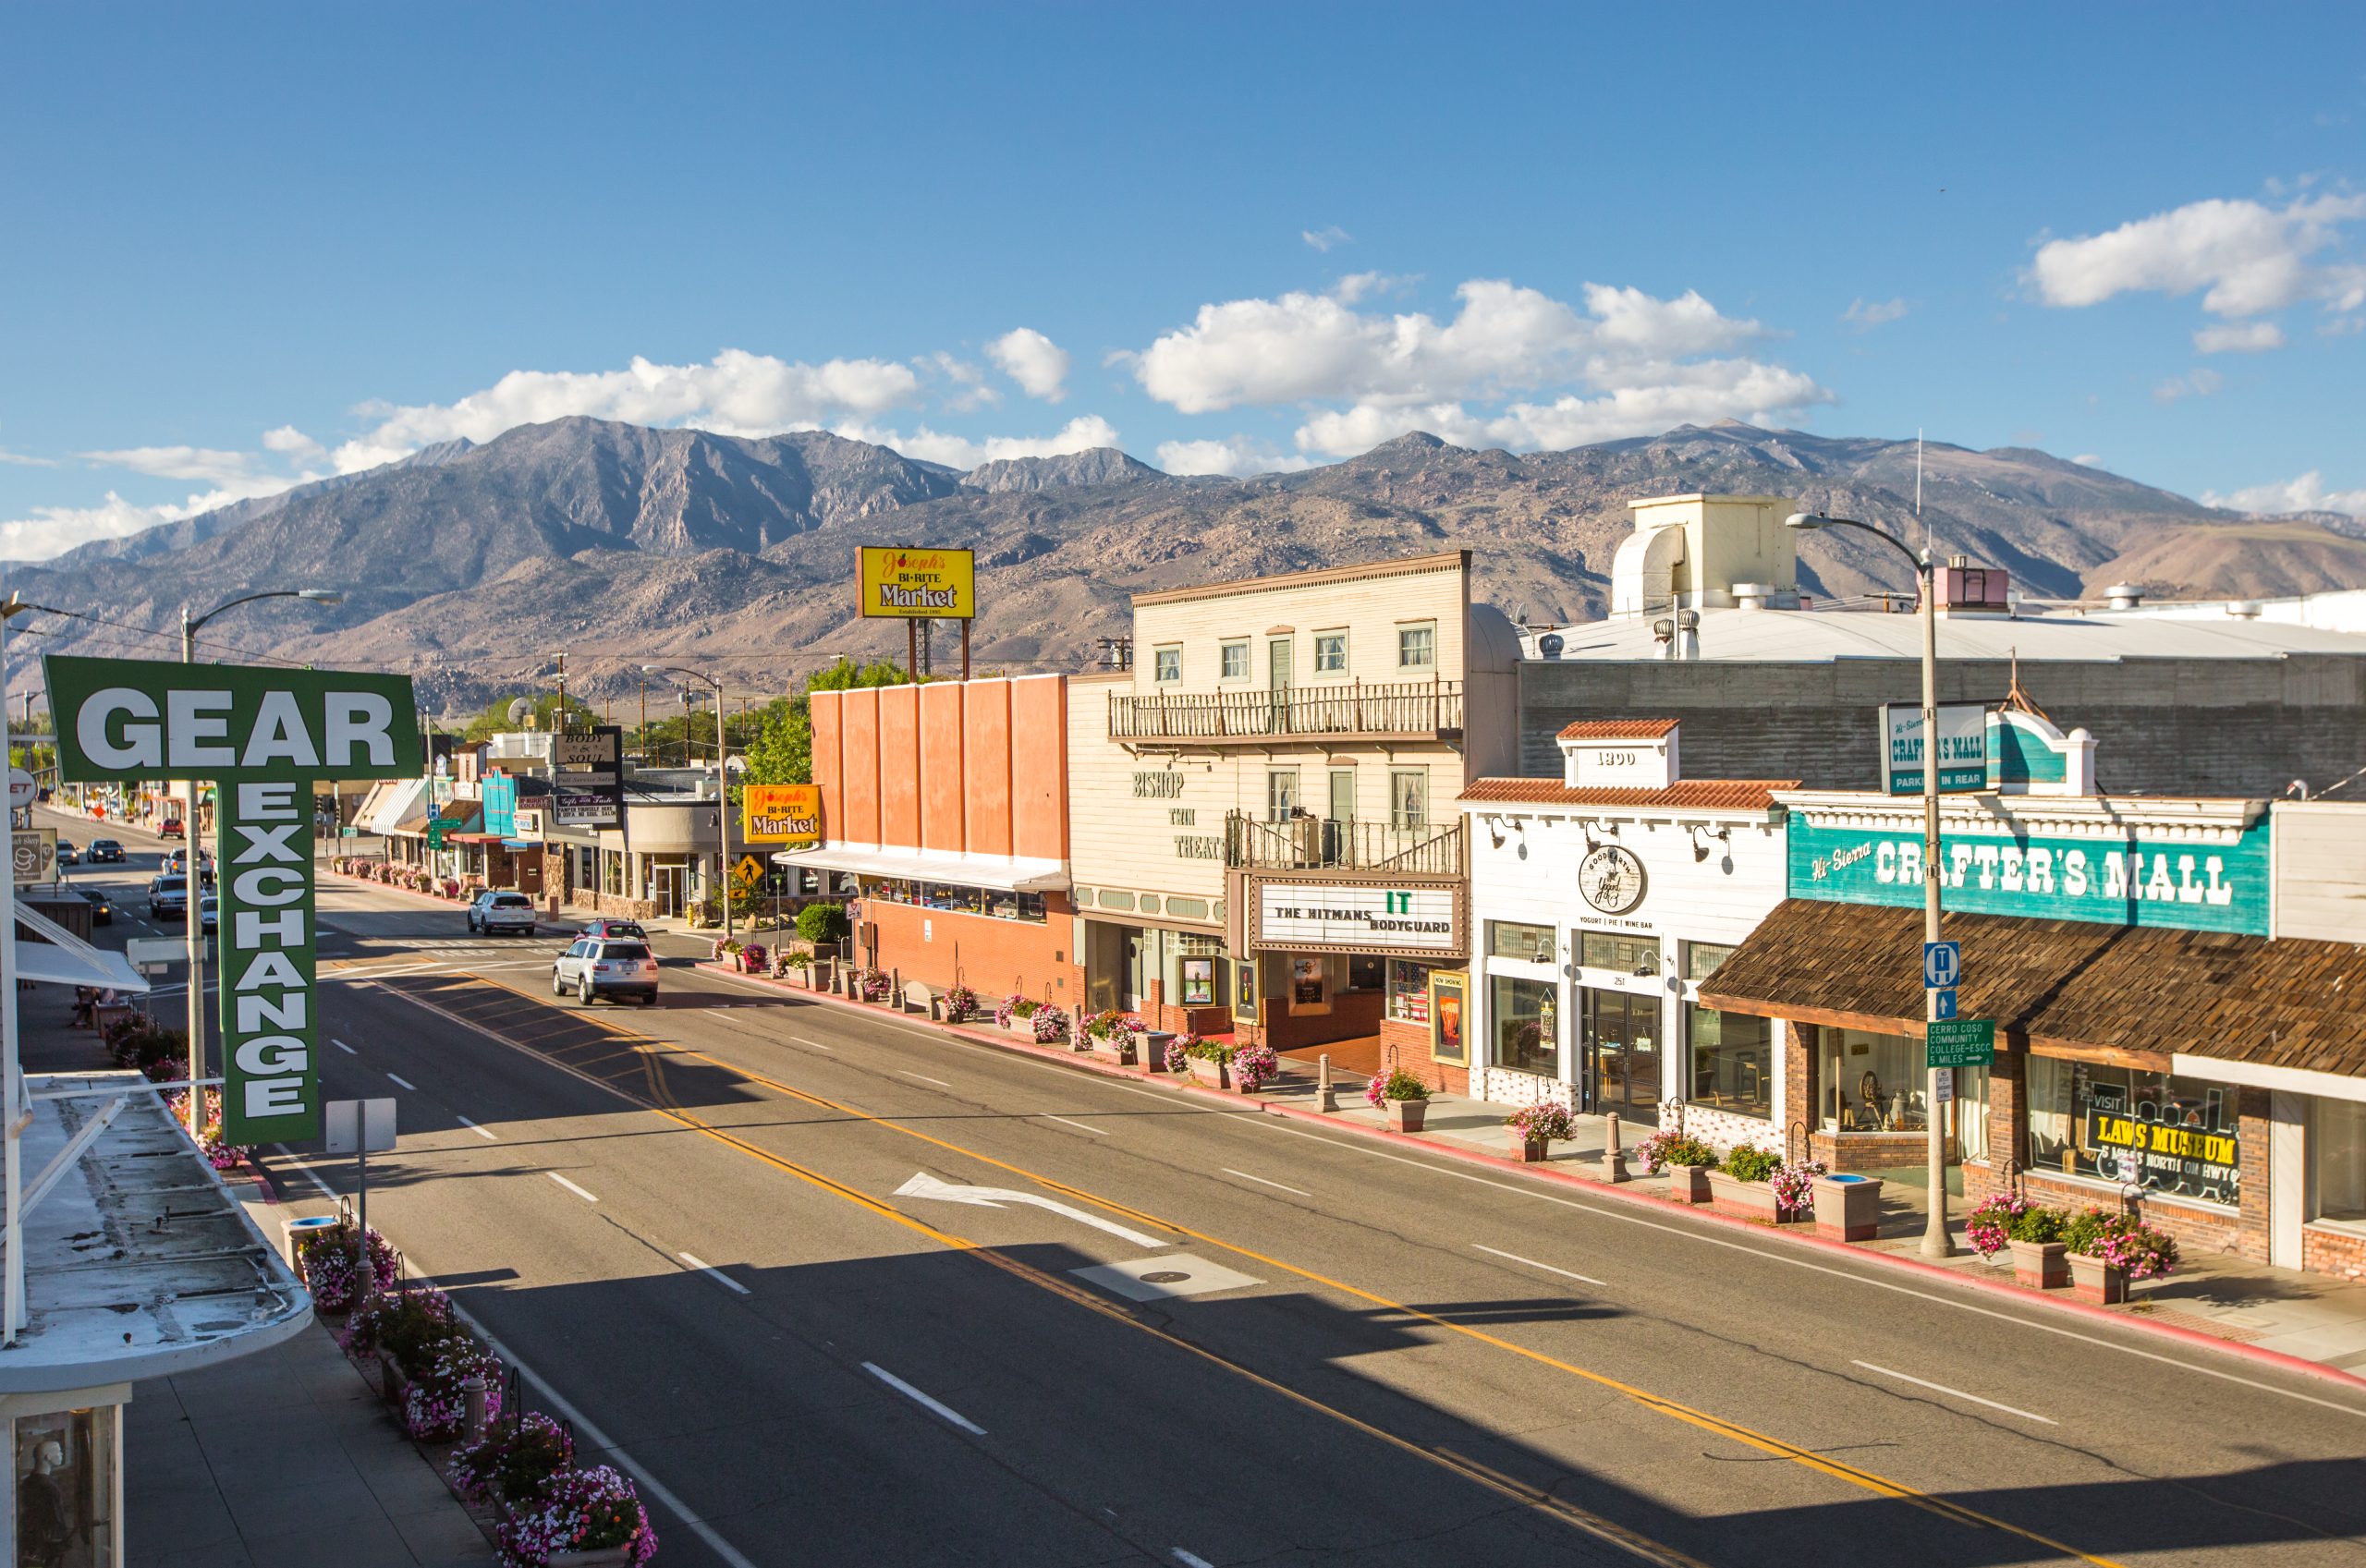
[553,650,568,735]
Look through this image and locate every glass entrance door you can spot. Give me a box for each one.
[1582,988,1661,1124]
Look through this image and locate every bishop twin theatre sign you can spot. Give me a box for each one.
[44,656,422,1142]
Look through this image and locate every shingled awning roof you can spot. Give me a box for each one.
[1459,777,1796,811]
[1557,718,1680,740]
[1696,899,2366,1081]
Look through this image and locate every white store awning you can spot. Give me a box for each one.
[771,843,1069,893]
[362,777,428,836]
[15,900,149,993]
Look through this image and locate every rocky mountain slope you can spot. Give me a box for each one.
[17,416,2360,712]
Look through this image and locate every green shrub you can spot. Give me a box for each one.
[1722,1146,1780,1183]
[796,903,850,944]
[2006,1204,2068,1245]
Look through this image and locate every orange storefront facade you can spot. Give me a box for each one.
[787,675,1079,1010]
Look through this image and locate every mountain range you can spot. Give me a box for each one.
[16,416,2364,714]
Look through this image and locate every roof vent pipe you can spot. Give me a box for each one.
[2102,583,2144,611]
[2226,600,2262,620]
[1731,582,1774,611]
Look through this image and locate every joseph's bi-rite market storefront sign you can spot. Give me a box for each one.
[1789,818,2270,936]
[44,655,422,1142]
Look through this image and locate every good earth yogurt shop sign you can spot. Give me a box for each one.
[44,655,421,1142]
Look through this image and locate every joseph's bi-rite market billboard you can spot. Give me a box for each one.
[43,655,422,1142]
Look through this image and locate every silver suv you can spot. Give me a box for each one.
[467,890,539,936]
[552,937,659,1005]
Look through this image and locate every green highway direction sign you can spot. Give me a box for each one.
[43,655,421,1143]
[1925,1017,1996,1070]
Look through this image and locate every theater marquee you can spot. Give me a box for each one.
[1245,875,1466,958]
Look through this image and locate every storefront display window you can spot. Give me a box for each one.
[1685,942,1734,980]
[1492,976,1557,1077]
[1822,1028,1931,1134]
[1431,970,1467,1065]
[1686,1004,1771,1119]
[1579,930,1658,973]
[1291,956,1329,1010]
[2315,1098,2366,1225]
[2027,1057,2238,1206]
[863,879,1047,924]
[1179,956,1216,1006]
[1489,920,1555,962]
[1387,959,1432,1023]
[14,1404,116,1567]
[1347,954,1384,991]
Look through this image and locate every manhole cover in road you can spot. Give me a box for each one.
[1071,1254,1263,1303]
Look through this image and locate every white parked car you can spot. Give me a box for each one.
[552,937,660,1006]
[466,890,539,936]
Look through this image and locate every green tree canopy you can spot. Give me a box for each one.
[458,691,600,742]
[738,658,909,787]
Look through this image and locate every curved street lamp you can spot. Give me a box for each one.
[642,664,733,944]
[1787,513,1954,1259]
[177,589,342,1134]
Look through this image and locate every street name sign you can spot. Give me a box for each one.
[43,653,421,1143]
[1925,1017,1995,1069]
[1922,940,1959,989]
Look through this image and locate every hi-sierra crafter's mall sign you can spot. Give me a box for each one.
[43,655,422,1142]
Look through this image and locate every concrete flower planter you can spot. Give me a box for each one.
[1088,1038,1134,1066]
[2067,1250,2128,1305]
[2009,1238,2070,1290]
[549,1547,634,1567]
[1140,1030,1177,1072]
[1510,1132,1552,1164]
[1384,1098,1429,1134]
[1704,1170,1779,1222]
[1186,1056,1232,1090]
[1666,1164,1714,1205]
[1811,1173,1884,1242]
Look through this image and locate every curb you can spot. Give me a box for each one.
[323,869,475,912]
[688,961,2366,1398]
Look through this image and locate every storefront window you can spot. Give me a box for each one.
[1579,930,1658,973]
[2316,1099,2366,1224]
[1822,1028,1931,1134]
[2027,1057,2238,1206]
[15,1404,116,1567]
[863,879,1046,923]
[1387,959,1432,1023]
[1489,920,1555,962]
[1685,942,1733,980]
[1686,1005,1771,1119]
[1347,954,1384,991]
[1492,976,1558,1077]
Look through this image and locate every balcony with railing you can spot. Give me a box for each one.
[1224,812,1463,875]
[1107,678,1463,744]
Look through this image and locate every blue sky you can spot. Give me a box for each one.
[3,3,2362,558]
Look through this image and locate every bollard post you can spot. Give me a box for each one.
[462,1375,489,1443]
[1317,1053,1336,1113]
[1602,1111,1629,1184]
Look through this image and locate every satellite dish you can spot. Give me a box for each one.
[506,698,533,725]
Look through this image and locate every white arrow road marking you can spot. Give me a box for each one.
[895,1171,1167,1247]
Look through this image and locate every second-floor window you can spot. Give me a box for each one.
[1266,769,1299,821]
[1220,640,1250,679]
[1398,624,1436,670]
[1390,769,1428,829]
[1313,631,1348,674]
[1153,645,1182,683]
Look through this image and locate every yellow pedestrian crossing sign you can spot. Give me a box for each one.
[732,854,766,887]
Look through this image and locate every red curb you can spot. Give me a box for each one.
[323,869,476,911]
[688,962,2366,1398]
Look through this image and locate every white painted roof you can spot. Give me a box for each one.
[0,1073,310,1393]
[1533,606,2366,663]
[772,843,1069,892]
[17,899,149,992]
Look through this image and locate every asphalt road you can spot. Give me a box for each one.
[48,807,2366,1568]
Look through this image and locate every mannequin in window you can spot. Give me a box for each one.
[18,1439,71,1567]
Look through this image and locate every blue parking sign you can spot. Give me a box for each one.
[1923,942,1960,990]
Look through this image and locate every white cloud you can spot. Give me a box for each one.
[79,445,260,486]
[0,468,302,563]
[2072,453,2104,467]
[1301,225,1351,252]
[2153,367,2225,404]
[2029,193,2366,318]
[1132,276,1781,422]
[2202,470,2366,517]
[984,329,1070,403]
[1843,297,1909,330]
[1153,437,1314,477]
[335,347,925,472]
[2192,321,2287,354]
[840,414,1120,471]
[0,448,55,468]
[261,425,327,461]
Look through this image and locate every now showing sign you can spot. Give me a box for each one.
[44,655,421,1142]
[1254,881,1459,954]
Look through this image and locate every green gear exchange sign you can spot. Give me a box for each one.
[43,655,421,1142]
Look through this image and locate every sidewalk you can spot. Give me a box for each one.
[705,960,2366,1389]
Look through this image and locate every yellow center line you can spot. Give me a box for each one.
[443,969,2125,1567]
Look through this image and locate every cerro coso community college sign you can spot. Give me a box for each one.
[1788,819,2270,936]
[44,656,422,1142]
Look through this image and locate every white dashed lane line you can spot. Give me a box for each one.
[456,1115,497,1141]
[1222,1167,1311,1197]
[678,1252,752,1295]
[862,1362,985,1435]
[385,1072,417,1091]
[333,1039,358,1055]
[547,1173,600,1203]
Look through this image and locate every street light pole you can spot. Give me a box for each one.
[644,665,731,947]
[1787,514,1955,1258]
[177,589,342,1136]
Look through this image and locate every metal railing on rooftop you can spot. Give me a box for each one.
[1108,678,1462,741]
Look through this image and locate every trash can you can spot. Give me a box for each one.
[282,1213,339,1267]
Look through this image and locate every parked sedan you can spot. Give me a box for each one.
[87,839,125,864]
[552,937,659,1005]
